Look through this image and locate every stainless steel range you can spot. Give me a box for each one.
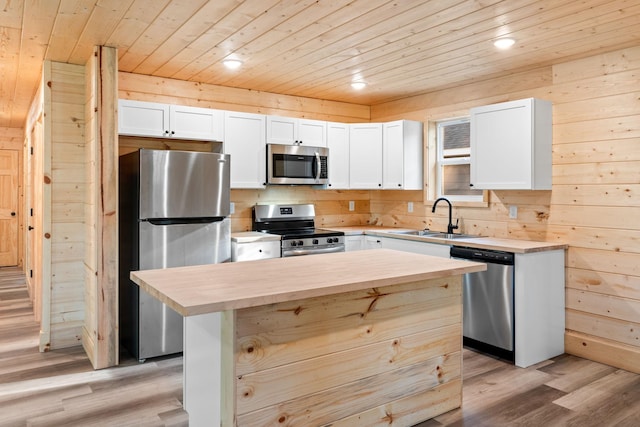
[253,204,345,257]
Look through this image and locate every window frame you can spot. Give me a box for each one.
[425,116,488,207]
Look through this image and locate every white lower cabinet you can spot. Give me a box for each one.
[231,232,281,262]
[345,234,450,257]
[345,235,364,251]
[364,236,383,250]
[513,250,565,367]
[376,236,450,257]
[231,241,280,262]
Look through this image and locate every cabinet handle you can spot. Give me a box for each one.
[28,226,34,230]
[469,183,474,187]
[171,131,175,135]
[378,183,382,187]
[164,130,170,134]
[397,184,401,187]
[11,212,16,216]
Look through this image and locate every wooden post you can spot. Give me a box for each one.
[83,46,119,369]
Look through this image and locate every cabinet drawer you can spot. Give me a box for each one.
[232,241,281,262]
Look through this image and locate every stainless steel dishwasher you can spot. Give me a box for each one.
[450,246,515,362]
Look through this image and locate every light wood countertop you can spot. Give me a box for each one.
[327,226,567,253]
[130,249,485,317]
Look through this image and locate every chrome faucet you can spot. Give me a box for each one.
[431,197,459,234]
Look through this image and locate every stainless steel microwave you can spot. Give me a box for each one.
[267,143,328,185]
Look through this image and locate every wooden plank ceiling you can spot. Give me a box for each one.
[1,0,639,128]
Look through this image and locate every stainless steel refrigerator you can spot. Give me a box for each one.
[119,149,231,362]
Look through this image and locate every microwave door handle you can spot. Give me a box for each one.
[315,152,321,181]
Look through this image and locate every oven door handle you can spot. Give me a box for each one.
[282,245,345,257]
[315,151,321,182]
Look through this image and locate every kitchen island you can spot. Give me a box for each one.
[130,249,485,426]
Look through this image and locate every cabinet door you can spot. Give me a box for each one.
[224,111,266,189]
[298,119,327,147]
[326,122,350,189]
[364,236,382,249]
[470,98,551,190]
[266,116,297,145]
[344,235,364,251]
[382,121,404,189]
[118,99,168,137]
[170,105,223,141]
[349,123,383,189]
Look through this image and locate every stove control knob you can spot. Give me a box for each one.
[298,240,304,246]
[290,241,297,247]
[313,239,319,244]
[326,238,332,243]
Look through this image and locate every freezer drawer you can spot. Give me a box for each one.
[139,218,231,268]
[136,218,230,360]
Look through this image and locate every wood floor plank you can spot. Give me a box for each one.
[539,353,618,392]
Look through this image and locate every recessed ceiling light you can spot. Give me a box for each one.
[351,81,366,90]
[493,37,516,49]
[223,59,243,70]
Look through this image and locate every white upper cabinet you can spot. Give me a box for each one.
[470,98,552,190]
[224,111,267,189]
[118,100,168,137]
[349,123,383,189]
[118,99,224,141]
[382,120,423,190]
[169,104,224,141]
[326,122,350,189]
[266,116,327,147]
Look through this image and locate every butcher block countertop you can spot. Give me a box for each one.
[130,249,485,317]
[327,226,567,254]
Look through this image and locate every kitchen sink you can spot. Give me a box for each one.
[424,232,481,239]
[388,230,441,236]
[388,230,482,239]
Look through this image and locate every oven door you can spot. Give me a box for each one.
[282,245,345,257]
[267,144,328,185]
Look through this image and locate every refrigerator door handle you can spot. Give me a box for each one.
[146,217,225,225]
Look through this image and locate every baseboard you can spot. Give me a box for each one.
[565,331,640,374]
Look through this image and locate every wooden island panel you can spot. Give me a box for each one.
[232,276,463,426]
[132,250,485,426]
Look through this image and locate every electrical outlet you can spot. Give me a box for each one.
[408,202,414,213]
[229,202,235,214]
[509,205,517,219]
[349,201,355,211]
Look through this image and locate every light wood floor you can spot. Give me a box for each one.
[1,266,639,426]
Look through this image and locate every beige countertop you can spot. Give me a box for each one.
[326,226,567,254]
[231,231,281,243]
[130,249,485,316]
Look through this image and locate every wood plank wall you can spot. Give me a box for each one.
[118,72,372,231]
[370,45,640,373]
[45,62,87,350]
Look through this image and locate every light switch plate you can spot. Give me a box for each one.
[229,202,235,214]
[408,202,414,213]
[349,201,355,211]
[509,205,517,219]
